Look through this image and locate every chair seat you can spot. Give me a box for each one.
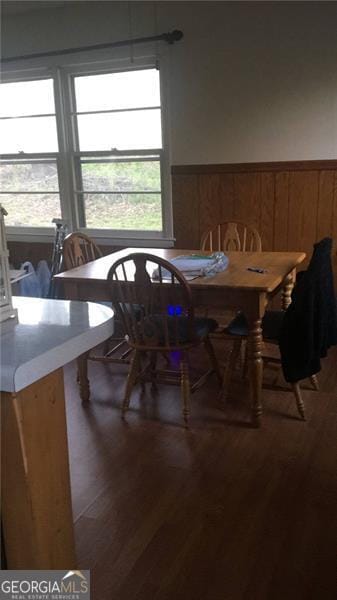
[142,315,218,345]
[226,310,284,340]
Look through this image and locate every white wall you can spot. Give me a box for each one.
[2,1,337,164]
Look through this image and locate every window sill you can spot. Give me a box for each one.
[7,228,175,248]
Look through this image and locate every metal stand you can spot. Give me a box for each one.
[47,219,69,299]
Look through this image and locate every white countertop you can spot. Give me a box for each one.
[0,297,114,393]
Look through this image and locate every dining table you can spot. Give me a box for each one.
[54,248,306,426]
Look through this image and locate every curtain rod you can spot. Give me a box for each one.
[1,29,183,63]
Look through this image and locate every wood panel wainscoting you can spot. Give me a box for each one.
[7,241,123,270]
[172,160,337,288]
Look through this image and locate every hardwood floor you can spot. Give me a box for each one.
[63,344,337,600]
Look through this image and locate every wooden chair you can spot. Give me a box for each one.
[220,312,319,420]
[200,221,262,362]
[62,232,132,366]
[107,253,222,426]
[62,232,102,269]
[200,221,262,321]
[201,221,262,253]
[219,237,337,420]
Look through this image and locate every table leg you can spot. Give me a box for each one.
[247,317,263,427]
[246,293,267,427]
[1,368,76,569]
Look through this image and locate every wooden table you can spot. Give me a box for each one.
[55,249,306,426]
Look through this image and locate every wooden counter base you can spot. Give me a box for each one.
[1,368,76,569]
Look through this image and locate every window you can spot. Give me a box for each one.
[0,62,171,243]
[0,78,61,227]
[72,69,163,232]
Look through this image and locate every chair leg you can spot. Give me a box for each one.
[291,382,306,420]
[310,374,319,391]
[180,355,191,428]
[103,338,110,356]
[242,341,249,379]
[219,339,242,403]
[204,335,222,385]
[122,350,141,415]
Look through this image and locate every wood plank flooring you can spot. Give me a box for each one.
[63,344,337,600]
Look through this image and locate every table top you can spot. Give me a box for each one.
[0,297,114,393]
[55,248,306,293]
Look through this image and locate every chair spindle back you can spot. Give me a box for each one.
[107,253,196,350]
[201,221,262,252]
[62,232,102,270]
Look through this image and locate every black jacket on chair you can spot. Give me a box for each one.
[279,237,337,383]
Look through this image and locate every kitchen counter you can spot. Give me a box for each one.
[1,296,114,570]
[1,296,114,392]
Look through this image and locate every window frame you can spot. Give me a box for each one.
[2,55,173,247]
[0,67,64,239]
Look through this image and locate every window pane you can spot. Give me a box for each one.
[0,193,61,226]
[0,161,59,192]
[0,117,58,153]
[0,79,55,117]
[84,193,162,230]
[77,109,162,151]
[75,69,160,112]
[81,160,161,192]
